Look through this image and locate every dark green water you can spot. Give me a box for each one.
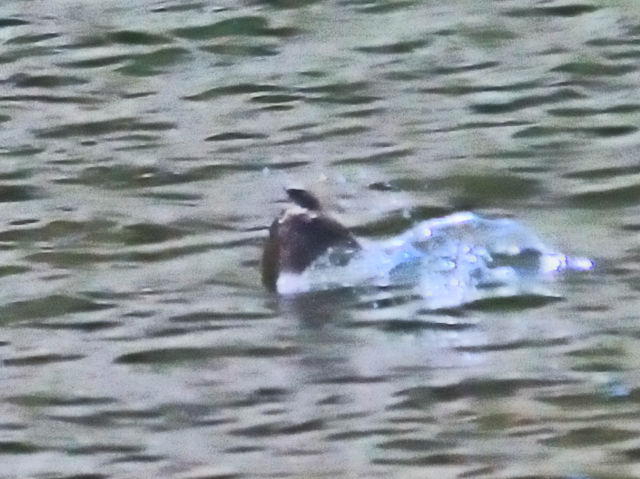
[1,1,639,478]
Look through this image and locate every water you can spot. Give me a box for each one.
[0,1,639,478]
[300,212,593,307]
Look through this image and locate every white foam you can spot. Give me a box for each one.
[276,271,310,295]
[568,256,594,271]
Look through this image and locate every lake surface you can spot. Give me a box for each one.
[1,1,639,478]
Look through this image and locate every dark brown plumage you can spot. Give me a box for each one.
[261,189,360,291]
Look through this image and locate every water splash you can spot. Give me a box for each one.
[297,213,593,308]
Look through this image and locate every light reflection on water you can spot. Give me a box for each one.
[0,0,639,478]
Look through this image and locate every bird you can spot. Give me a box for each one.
[262,188,360,292]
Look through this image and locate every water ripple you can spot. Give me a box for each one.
[6,73,88,88]
[393,378,577,407]
[356,39,430,55]
[3,353,85,367]
[542,427,637,447]
[6,394,116,407]
[552,60,636,76]
[183,83,285,101]
[567,183,640,208]
[0,441,41,454]
[108,30,171,45]
[231,418,325,437]
[114,344,298,364]
[118,47,191,76]
[470,88,585,114]
[0,184,42,202]
[35,117,176,138]
[504,4,599,18]
[0,18,30,28]
[0,295,114,321]
[171,16,299,40]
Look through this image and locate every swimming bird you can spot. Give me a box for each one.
[262,188,360,292]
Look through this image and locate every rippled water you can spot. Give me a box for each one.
[1,1,639,478]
